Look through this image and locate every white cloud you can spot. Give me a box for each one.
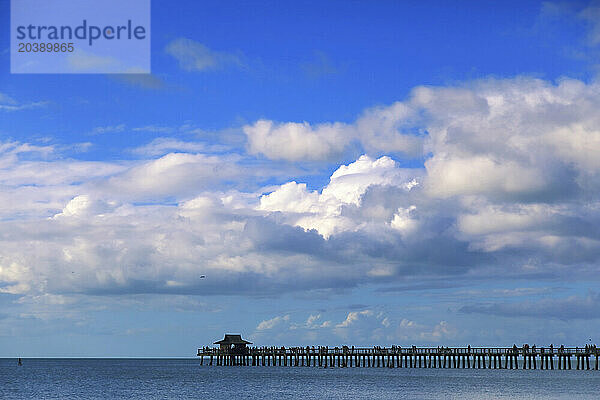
[131,138,222,157]
[244,120,350,161]
[354,101,424,155]
[256,315,290,330]
[258,155,418,237]
[425,155,547,198]
[244,77,600,211]
[90,124,126,135]
[52,195,118,219]
[418,78,600,200]
[98,153,244,201]
[328,310,457,343]
[336,310,374,328]
[390,205,418,236]
[4,77,600,307]
[324,155,414,204]
[243,104,424,162]
[304,314,331,329]
[0,94,46,112]
[132,125,176,134]
[545,124,600,171]
[67,51,122,72]
[248,311,460,344]
[258,181,320,213]
[165,38,241,72]
[457,204,556,236]
[0,159,123,187]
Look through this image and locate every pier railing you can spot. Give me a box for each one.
[197,345,599,370]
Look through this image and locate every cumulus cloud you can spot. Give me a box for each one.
[248,77,600,288]
[417,79,600,202]
[244,120,350,162]
[3,77,600,312]
[52,195,118,219]
[256,315,290,330]
[249,310,455,345]
[243,103,423,161]
[0,150,451,298]
[244,76,600,210]
[0,141,125,219]
[304,314,332,329]
[336,310,374,328]
[258,155,419,238]
[354,101,424,155]
[97,153,245,201]
[329,311,457,343]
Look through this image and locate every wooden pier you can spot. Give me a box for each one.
[198,341,600,370]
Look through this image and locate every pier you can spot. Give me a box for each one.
[198,335,599,370]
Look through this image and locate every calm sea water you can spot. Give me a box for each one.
[1,358,599,399]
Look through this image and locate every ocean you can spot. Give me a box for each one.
[1,358,598,399]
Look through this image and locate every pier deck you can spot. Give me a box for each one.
[197,345,599,370]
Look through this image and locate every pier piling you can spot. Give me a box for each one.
[197,343,598,372]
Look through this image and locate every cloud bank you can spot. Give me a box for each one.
[2,77,600,325]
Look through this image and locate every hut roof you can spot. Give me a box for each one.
[214,334,252,345]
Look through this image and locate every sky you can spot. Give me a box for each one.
[1,0,600,357]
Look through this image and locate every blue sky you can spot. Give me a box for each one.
[1,0,600,357]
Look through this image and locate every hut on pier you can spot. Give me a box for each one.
[214,334,252,354]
